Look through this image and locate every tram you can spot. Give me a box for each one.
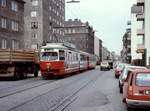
[40,42,97,77]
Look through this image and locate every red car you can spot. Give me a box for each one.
[123,70,150,110]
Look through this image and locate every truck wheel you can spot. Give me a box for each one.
[20,73,25,80]
[34,71,38,77]
[13,72,20,80]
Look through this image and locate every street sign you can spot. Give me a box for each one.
[136,49,145,53]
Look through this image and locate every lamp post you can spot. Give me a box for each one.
[66,0,80,3]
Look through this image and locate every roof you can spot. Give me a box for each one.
[41,43,68,49]
[131,69,150,74]
[125,65,146,69]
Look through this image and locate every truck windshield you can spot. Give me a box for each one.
[41,52,58,61]
[136,73,150,86]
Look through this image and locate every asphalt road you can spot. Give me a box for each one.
[0,67,149,111]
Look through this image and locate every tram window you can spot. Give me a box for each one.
[76,54,78,61]
[41,52,58,61]
[59,50,65,60]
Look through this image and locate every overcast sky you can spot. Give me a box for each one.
[65,0,137,55]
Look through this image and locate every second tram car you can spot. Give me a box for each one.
[40,43,97,77]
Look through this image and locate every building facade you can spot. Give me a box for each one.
[24,0,65,50]
[94,36,102,62]
[0,0,25,50]
[122,27,131,64]
[64,19,95,54]
[102,47,109,61]
[131,4,143,65]
[130,0,150,66]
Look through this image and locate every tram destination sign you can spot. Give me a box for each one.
[63,42,76,49]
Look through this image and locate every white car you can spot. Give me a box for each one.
[100,61,110,71]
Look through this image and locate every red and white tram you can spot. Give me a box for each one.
[40,43,97,77]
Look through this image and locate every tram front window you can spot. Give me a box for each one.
[41,52,58,61]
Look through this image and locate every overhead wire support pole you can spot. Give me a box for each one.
[66,0,80,3]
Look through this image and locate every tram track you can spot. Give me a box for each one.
[0,79,55,99]
[2,69,106,111]
[50,71,106,111]
[0,77,43,91]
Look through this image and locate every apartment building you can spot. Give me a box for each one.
[94,36,102,62]
[102,47,110,61]
[130,4,143,65]
[24,0,65,50]
[64,19,95,54]
[122,26,131,64]
[132,0,150,66]
[0,0,25,50]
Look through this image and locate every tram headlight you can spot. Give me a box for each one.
[47,65,50,69]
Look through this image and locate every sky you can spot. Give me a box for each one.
[65,0,136,55]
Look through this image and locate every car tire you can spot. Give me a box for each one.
[120,87,123,93]
[115,75,117,78]
[34,71,38,77]
[127,106,133,111]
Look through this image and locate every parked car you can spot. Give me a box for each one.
[123,70,150,110]
[115,63,127,78]
[119,65,147,93]
[108,61,113,69]
[100,61,110,71]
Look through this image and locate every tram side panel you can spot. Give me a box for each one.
[64,50,80,74]
[79,54,88,71]
[88,55,97,69]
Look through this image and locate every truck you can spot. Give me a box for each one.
[0,50,40,80]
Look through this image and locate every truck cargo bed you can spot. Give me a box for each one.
[0,50,39,63]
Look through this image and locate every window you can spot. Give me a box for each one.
[31,22,38,29]
[136,73,150,86]
[12,40,18,50]
[1,39,7,49]
[59,50,65,60]
[31,44,38,50]
[1,18,6,28]
[32,33,38,39]
[32,0,38,6]
[31,11,37,17]
[11,1,18,11]
[41,52,58,61]
[0,0,6,7]
[11,21,18,31]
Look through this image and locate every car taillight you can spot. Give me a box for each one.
[129,86,133,95]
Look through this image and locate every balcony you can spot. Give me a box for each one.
[137,0,145,6]
[136,44,145,53]
[137,44,145,49]
[137,13,145,21]
[137,29,145,35]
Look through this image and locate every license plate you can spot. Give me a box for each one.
[146,90,150,95]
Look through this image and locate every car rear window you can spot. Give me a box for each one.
[101,62,108,65]
[117,64,124,70]
[136,73,150,86]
